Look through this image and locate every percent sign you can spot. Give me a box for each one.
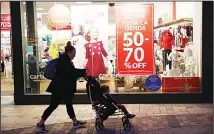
[124,63,131,69]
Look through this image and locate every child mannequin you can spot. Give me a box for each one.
[168,47,181,70]
[184,43,196,76]
[84,27,108,77]
[71,24,87,69]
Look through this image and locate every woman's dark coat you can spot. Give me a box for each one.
[46,53,86,97]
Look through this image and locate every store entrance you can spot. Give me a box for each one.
[1,2,14,97]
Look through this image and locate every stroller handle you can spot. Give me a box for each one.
[84,76,96,87]
[83,76,89,81]
[83,75,94,82]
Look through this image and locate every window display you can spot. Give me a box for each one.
[1,2,14,93]
[85,29,108,77]
[22,2,202,95]
[1,14,11,59]
[71,24,87,69]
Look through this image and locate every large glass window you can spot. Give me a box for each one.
[21,2,202,95]
[1,2,14,95]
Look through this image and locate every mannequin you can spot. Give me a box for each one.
[168,47,181,76]
[84,27,108,77]
[184,42,196,76]
[168,47,181,70]
[71,24,87,69]
[159,27,174,72]
[179,53,185,75]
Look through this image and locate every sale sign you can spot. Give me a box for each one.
[116,5,154,75]
[49,39,68,59]
[1,14,11,31]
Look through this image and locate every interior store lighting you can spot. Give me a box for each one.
[37,8,44,11]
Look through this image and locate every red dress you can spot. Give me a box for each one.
[85,41,108,77]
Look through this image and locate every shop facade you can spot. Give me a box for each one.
[10,1,213,104]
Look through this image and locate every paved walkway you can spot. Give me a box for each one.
[1,96,213,134]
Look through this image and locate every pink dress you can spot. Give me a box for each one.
[85,41,108,77]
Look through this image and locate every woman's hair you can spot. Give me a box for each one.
[71,25,84,36]
[85,27,98,42]
[64,41,75,54]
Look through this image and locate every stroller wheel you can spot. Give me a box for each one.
[123,122,132,131]
[122,116,129,123]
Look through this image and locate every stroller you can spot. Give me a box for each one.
[85,76,132,131]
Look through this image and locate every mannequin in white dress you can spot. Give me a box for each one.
[71,24,87,69]
[168,47,181,69]
[184,42,196,76]
[168,47,181,76]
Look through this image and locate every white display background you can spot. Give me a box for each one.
[154,2,173,26]
[176,2,194,19]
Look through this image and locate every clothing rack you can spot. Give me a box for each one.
[154,18,193,29]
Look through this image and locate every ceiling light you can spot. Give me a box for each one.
[37,8,44,11]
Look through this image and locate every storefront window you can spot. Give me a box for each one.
[21,2,202,95]
[1,2,14,93]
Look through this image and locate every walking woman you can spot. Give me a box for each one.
[36,41,87,132]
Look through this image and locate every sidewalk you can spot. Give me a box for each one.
[1,96,213,134]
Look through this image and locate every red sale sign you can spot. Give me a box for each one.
[1,14,11,31]
[116,4,154,75]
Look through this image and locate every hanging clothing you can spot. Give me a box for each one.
[174,31,181,47]
[159,30,174,50]
[158,30,162,39]
[163,50,172,71]
[44,52,49,57]
[85,41,108,77]
[181,37,187,48]
[186,26,193,37]
[46,35,51,47]
[180,26,187,47]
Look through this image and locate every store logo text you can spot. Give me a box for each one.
[30,74,47,81]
